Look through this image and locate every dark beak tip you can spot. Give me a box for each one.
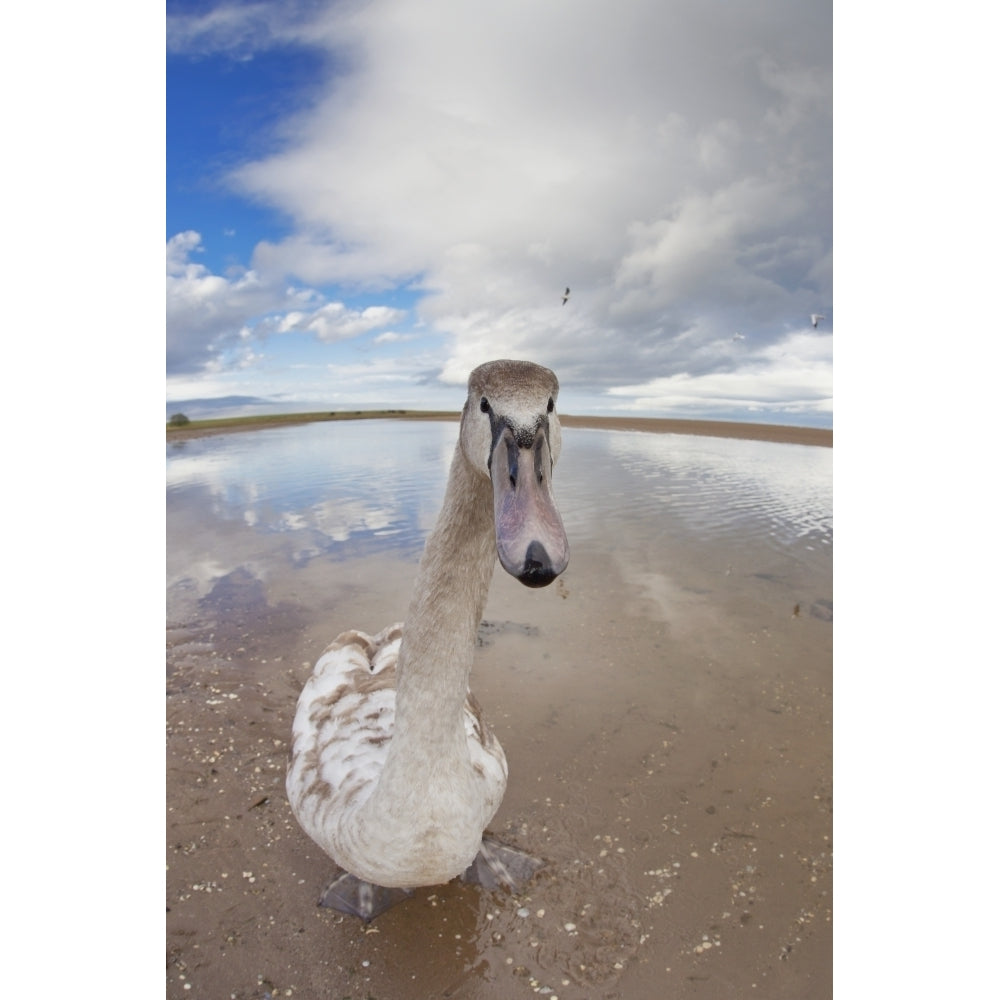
[512,539,567,588]
[518,566,559,588]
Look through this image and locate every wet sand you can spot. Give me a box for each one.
[167,421,832,999]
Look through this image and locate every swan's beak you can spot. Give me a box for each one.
[490,421,570,587]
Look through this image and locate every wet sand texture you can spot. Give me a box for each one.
[167,423,832,999]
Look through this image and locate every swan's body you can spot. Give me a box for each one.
[287,360,569,918]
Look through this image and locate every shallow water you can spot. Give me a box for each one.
[166,420,832,999]
[167,420,830,585]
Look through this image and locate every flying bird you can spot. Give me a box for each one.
[561,287,570,306]
[811,314,826,328]
[732,332,745,341]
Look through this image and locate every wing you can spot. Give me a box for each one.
[286,625,402,843]
[464,690,508,805]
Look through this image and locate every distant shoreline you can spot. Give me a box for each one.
[166,410,832,448]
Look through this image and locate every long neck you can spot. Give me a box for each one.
[335,444,502,882]
[371,444,496,799]
[394,444,496,737]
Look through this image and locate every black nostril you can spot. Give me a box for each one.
[507,439,519,488]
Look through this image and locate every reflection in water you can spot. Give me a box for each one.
[166,420,833,998]
[168,421,831,580]
[561,429,831,551]
[167,421,456,575]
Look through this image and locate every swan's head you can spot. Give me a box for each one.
[462,359,570,588]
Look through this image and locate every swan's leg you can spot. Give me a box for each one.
[319,872,413,921]
[461,836,544,891]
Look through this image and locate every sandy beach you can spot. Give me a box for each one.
[167,417,832,999]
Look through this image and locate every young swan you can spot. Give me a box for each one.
[286,360,570,919]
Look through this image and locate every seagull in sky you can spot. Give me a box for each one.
[732,332,745,341]
[561,287,570,306]
[811,313,826,328]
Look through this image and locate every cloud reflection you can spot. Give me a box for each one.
[168,421,831,615]
[558,427,832,546]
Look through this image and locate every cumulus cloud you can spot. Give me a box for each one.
[168,0,832,421]
[166,231,281,374]
[265,303,406,342]
[607,330,833,417]
[166,231,407,375]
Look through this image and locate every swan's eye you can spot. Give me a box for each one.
[480,397,490,413]
[547,397,554,413]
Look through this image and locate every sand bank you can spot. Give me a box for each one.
[168,411,832,447]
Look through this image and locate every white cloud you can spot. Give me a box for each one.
[373,331,417,345]
[256,302,407,343]
[166,0,327,58]
[166,231,279,373]
[607,328,832,417]
[168,0,832,421]
[308,304,407,342]
[166,231,408,374]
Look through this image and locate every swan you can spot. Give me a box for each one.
[286,359,570,920]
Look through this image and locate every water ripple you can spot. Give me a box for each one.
[168,421,832,570]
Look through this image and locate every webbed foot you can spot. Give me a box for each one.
[319,871,413,921]
[461,835,544,891]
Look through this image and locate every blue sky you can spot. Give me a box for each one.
[167,0,833,424]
